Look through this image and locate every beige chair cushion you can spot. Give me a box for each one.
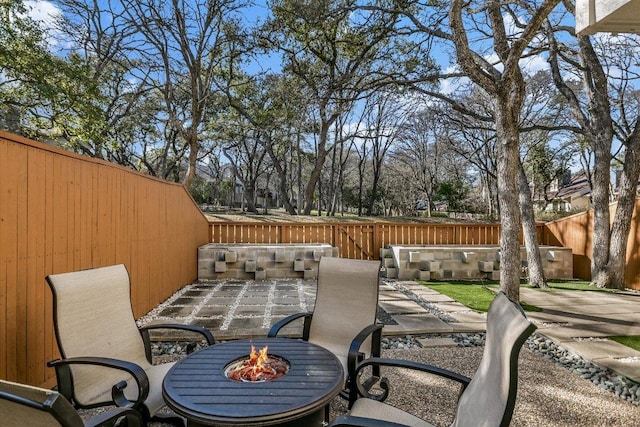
[346,292,535,427]
[0,379,83,427]
[451,292,534,427]
[47,265,160,414]
[308,257,381,377]
[350,398,434,427]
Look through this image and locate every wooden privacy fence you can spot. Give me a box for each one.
[541,197,640,290]
[0,131,210,388]
[210,215,640,290]
[210,221,544,259]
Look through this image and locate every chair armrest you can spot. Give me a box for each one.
[267,312,313,339]
[47,357,149,410]
[348,323,384,374]
[346,323,384,407]
[350,357,471,403]
[84,406,143,427]
[139,322,215,361]
[329,415,410,427]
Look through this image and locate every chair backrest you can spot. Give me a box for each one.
[308,257,381,364]
[46,264,150,406]
[452,292,536,427]
[0,379,84,427]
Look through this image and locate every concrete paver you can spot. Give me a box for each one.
[433,302,471,312]
[387,314,453,334]
[449,311,487,324]
[595,358,640,381]
[560,340,640,360]
[144,278,640,383]
[378,300,429,314]
[418,337,458,348]
[412,293,456,302]
[378,291,408,301]
[449,322,487,333]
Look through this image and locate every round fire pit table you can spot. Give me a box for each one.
[162,337,344,426]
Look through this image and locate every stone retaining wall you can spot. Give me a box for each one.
[380,245,573,281]
[198,243,338,280]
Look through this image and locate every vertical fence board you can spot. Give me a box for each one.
[15,144,28,384]
[26,148,46,385]
[3,141,20,381]
[0,123,6,369]
[625,201,640,289]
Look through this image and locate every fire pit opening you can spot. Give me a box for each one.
[224,345,290,382]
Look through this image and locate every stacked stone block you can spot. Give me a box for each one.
[198,244,338,280]
[383,245,572,281]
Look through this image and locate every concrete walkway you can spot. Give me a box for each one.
[141,278,640,383]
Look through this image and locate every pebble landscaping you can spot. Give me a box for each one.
[382,279,640,407]
[145,279,639,407]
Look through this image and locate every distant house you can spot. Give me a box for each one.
[534,172,592,212]
[535,170,640,213]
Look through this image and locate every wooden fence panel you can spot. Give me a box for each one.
[543,198,640,290]
[626,201,640,290]
[208,222,542,260]
[334,224,375,259]
[0,131,210,387]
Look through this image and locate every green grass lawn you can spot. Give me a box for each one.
[421,279,609,312]
[609,336,640,352]
[422,280,640,353]
[424,282,499,312]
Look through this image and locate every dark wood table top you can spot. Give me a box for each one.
[162,338,344,426]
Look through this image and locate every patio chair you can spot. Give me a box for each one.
[268,256,383,407]
[0,379,142,427]
[329,291,537,427]
[46,264,215,426]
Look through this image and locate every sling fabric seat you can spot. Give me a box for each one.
[46,264,215,425]
[330,291,537,427]
[269,256,383,406]
[0,379,142,427]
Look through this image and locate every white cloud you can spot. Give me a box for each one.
[439,65,471,96]
[520,54,550,75]
[25,0,61,27]
[23,1,63,48]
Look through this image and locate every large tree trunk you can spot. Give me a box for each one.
[243,184,257,213]
[183,133,199,189]
[449,0,560,300]
[303,132,328,215]
[260,136,297,215]
[519,160,548,288]
[495,103,523,302]
[589,132,613,286]
[603,131,640,289]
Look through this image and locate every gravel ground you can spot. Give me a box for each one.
[332,346,640,427]
[92,343,639,427]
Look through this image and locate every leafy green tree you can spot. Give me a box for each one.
[434,179,469,213]
[121,0,248,189]
[263,0,432,215]
[0,0,99,139]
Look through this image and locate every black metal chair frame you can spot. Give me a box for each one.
[330,291,537,427]
[46,267,215,426]
[48,323,215,412]
[0,380,143,427]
